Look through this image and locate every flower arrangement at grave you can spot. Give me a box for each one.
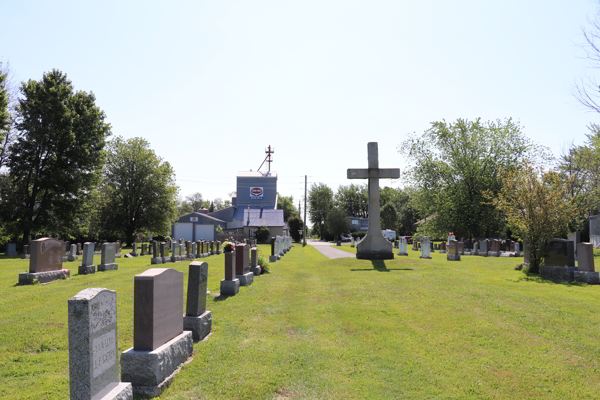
[223,241,235,252]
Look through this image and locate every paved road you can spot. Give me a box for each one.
[307,239,356,259]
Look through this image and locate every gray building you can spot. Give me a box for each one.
[172,211,226,242]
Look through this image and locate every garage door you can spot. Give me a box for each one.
[195,224,214,241]
[174,223,193,242]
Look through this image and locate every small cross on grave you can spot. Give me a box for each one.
[347,142,400,259]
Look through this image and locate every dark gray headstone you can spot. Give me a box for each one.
[68,288,119,400]
[133,268,183,351]
[6,242,16,256]
[82,243,95,267]
[545,239,575,267]
[102,243,116,265]
[186,262,208,317]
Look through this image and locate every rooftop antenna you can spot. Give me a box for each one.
[257,145,274,174]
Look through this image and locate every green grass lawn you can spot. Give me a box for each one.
[1,245,600,399]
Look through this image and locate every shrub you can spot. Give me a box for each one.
[288,216,304,243]
[258,254,270,273]
[255,226,270,243]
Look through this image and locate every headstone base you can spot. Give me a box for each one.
[499,252,514,257]
[397,252,408,256]
[19,270,70,285]
[250,265,261,276]
[151,257,163,264]
[170,256,180,263]
[161,257,171,263]
[447,254,461,261]
[269,255,277,262]
[21,254,30,259]
[120,331,193,399]
[68,255,77,262]
[439,250,447,254]
[540,265,578,282]
[211,250,215,255]
[97,382,133,400]
[220,279,240,296]
[487,251,500,257]
[131,252,138,257]
[573,271,600,284]
[236,272,253,286]
[463,252,472,256]
[356,251,394,260]
[419,256,432,259]
[78,265,96,275]
[98,263,118,271]
[183,311,212,342]
[479,252,488,257]
[216,250,221,255]
[472,250,479,256]
[203,253,209,257]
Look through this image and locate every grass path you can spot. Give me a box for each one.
[1,245,599,399]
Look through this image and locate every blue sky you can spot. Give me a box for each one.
[2,0,599,208]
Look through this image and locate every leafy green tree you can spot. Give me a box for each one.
[325,206,348,240]
[277,194,297,221]
[176,199,194,216]
[186,192,206,211]
[212,197,230,211]
[208,201,215,212]
[381,203,398,230]
[98,136,178,245]
[399,118,544,239]
[335,183,368,218]
[2,69,110,243]
[487,163,580,273]
[560,124,600,218]
[255,226,270,243]
[308,183,333,240]
[0,65,9,145]
[379,186,419,235]
[288,215,304,242]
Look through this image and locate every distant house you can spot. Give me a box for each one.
[172,211,227,242]
[172,170,285,241]
[348,216,368,233]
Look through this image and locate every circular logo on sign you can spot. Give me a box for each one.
[251,188,263,196]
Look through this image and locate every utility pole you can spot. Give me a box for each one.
[303,175,307,245]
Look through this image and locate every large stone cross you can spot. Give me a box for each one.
[347,142,400,259]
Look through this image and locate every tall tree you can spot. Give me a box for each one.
[288,215,304,243]
[0,64,9,144]
[99,137,178,245]
[487,163,580,273]
[325,206,349,240]
[399,118,544,239]
[308,183,333,240]
[186,192,206,211]
[335,183,368,218]
[2,70,110,243]
[277,194,297,221]
[381,203,398,230]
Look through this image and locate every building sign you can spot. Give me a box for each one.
[190,217,199,222]
[250,187,264,199]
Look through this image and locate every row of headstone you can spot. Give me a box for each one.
[268,235,293,262]
[219,243,264,295]
[68,262,213,398]
[151,240,221,265]
[18,238,121,284]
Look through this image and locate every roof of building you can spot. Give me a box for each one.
[243,208,284,227]
[178,211,226,223]
[236,171,278,178]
